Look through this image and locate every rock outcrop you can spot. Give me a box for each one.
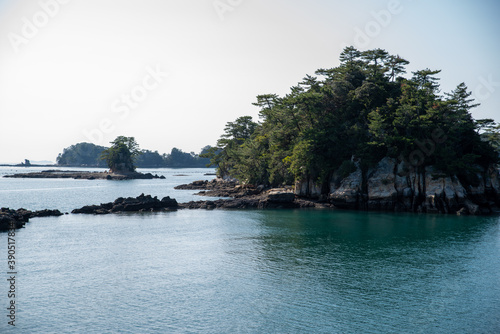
[294,177,323,199]
[72,194,178,214]
[180,189,309,209]
[175,179,270,198]
[329,165,364,209]
[323,157,500,215]
[4,170,166,180]
[175,179,330,209]
[0,208,63,231]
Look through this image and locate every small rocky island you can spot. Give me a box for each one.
[0,208,63,230]
[5,137,166,180]
[4,170,165,180]
[72,194,178,214]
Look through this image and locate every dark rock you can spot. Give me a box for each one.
[31,209,63,218]
[265,191,295,203]
[161,196,178,208]
[1,207,63,231]
[323,158,500,215]
[4,170,165,180]
[72,205,103,214]
[72,194,179,215]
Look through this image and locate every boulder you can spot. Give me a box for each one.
[161,196,178,208]
[265,191,295,203]
[329,166,363,209]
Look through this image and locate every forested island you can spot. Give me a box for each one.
[202,47,500,215]
[56,142,211,168]
[4,47,500,215]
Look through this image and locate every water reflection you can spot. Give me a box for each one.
[242,210,500,333]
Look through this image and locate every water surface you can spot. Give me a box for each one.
[0,167,499,333]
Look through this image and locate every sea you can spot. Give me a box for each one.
[0,166,499,333]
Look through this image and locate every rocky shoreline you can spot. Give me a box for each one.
[69,188,328,215]
[175,179,330,209]
[0,208,63,230]
[296,158,500,215]
[4,170,166,180]
[3,165,499,231]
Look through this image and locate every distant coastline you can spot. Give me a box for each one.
[3,170,166,180]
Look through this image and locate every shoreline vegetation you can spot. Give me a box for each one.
[199,47,500,215]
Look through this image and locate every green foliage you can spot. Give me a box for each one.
[207,47,499,186]
[164,147,210,168]
[337,160,357,179]
[203,116,259,180]
[57,142,107,167]
[477,119,500,154]
[135,150,164,167]
[100,136,141,172]
[58,142,211,168]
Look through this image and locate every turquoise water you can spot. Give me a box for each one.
[1,167,500,333]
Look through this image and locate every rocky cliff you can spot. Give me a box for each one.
[295,157,500,215]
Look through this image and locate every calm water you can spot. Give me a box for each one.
[1,167,499,333]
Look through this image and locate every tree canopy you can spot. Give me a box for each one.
[57,142,211,168]
[57,142,107,167]
[100,136,141,172]
[204,47,499,186]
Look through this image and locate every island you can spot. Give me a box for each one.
[4,170,165,180]
[199,47,500,215]
[2,47,500,225]
[4,137,165,180]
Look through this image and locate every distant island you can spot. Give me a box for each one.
[55,141,212,168]
[4,170,165,180]
[5,137,167,180]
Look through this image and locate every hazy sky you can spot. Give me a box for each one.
[0,0,499,163]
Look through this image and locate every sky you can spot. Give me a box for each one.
[0,0,499,164]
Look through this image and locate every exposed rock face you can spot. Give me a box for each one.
[0,208,63,230]
[294,177,323,199]
[367,157,397,210]
[301,157,500,215]
[486,165,500,203]
[329,165,363,209]
[72,194,178,214]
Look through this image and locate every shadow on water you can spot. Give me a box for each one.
[237,209,500,333]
